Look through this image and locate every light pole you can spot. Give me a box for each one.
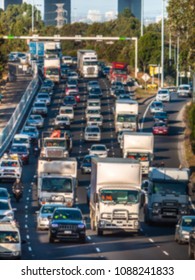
[32,0,34,33]
[141,0,144,36]
[176,35,180,87]
[161,0,165,88]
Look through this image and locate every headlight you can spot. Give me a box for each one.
[78,224,85,229]
[99,220,106,226]
[12,251,20,256]
[153,202,160,207]
[51,223,58,228]
[181,230,189,235]
[134,220,139,227]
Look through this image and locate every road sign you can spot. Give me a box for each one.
[37,42,44,56]
[29,42,37,55]
[141,73,150,82]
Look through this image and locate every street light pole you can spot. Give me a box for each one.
[32,0,34,32]
[176,35,180,87]
[141,0,144,36]
[161,0,165,88]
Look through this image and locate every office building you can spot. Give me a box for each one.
[118,0,141,21]
[44,0,71,27]
[2,0,22,10]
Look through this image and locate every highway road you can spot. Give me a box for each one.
[0,75,192,260]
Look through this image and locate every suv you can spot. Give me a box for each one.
[48,207,86,243]
[177,84,192,97]
[156,88,171,102]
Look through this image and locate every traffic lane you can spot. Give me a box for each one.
[141,94,189,167]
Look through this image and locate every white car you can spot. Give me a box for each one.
[36,93,51,106]
[59,106,74,121]
[54,115,70,129]
[85,108,101,120]
[0,154,22,180]
[0,199,16,221]
[86,100,101,111]
[149,101,164,114]
[26,114,44,128]
[156,89,171,102]
[84,125,101,142]
[177,84,192,97]
[87,115,103,127]
[32,101,48,116]
[12,134,31,150]
[88,144,109,158]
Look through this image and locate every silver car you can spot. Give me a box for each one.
[32,101,48,116]
[88,144,109,158]
[87,115,103,127]
[26,114,44,128]
[84,125,101,142]
[0,199,16,221]
[36,93,51,106]
[36,204,65,230]
[175,216,195,244]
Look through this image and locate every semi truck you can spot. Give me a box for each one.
[44,56,61,83]
[89,157,143,235]
[109,62,129,84]
[114,100,139,133]
[122,132,154,175]
[143,167,190,224]
[37,157,77,207]
[77,50,98,78]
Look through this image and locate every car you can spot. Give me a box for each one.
[112,88,126,99]
[88,87,102,98]
[85,108,101,120]
[59,106,74,121]
[32,101,48,116]
[80,155,98,174]
[48,207,86,243]
[20,126,39,142]
[87,80,100,92]
[86,100,101,110]
[0,199,16,221]
[39,86,53,96]
[189,228,195,259]
[110,81,124,96]
[156,88,171,102]
[9,145,29,165]
[66,78,78,87]
[0,154,22,181]
[65,85,79,96]
[177,84,192,97]
[69,91,80,103]
[84,125,101,142]
[36,93,51,106]
[150,101,164,114]
[36,203,65,230]
[87,94,101,102]
[12,134,31,150]
[102,66,110,77]
[42,79,54,89]
[88,144,109,158]
[0,188,10,201]
[26,114,44,128]
[153,112,168,123]
[87,115,103,127]
[175,216,195,244]
[67,71,79,80]
[62,55,73,65]
[152,122,169,135]
[54,115,70,130]
[63,96,77,108]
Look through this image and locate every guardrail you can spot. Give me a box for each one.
[0,76,40,157]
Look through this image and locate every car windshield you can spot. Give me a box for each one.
[10,146,27,153]
[90,88,101,94]
[53,209,82,220]
[42,178,72,193]
[89,117,101,121]
[46,69,59,75]
[91,146,106,151]
[155,112,167,117]
[86,127,100,133]
[113,69,127,75]
[179,86,189,90]
[30,115,42,120]
[44,139,67,148]
[38,94,49,98]
[100,189,139,204]
[154,122,167,127]
[13,137,28,144]
[56,116,69,121]
[0,231,19,244]
[117,115,137,122]
[0,200,9,210]
[41,205,62,214]
[158,90,169,94]
[83,157,93,164]
[181,218,195,227]
[153,102,163,108]
[61,109,73,114]
[1,160,19,167]
[152,181,188,195]
[126,152,149,162]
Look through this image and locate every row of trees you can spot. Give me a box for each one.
[0,1,194,81]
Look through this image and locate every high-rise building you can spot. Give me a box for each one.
[118,0,141,21]
[2,0,22,10]
[44,0,71,27]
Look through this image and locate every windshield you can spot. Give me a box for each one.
[30,115,42,120]
[127,152,149,162]
[46,69,59,75]
[13,137,28,144]
[89,117,101,121]
[23,127,36,133]
[44,139,67,148]
[10,146,27,153]
[38,94,49,99]
[0,200,9,210]
[0,231,19,244]
[41,177,72,193]
[179,86,189,90]
[158,90,169,94]
[1,160,19,167]
[41,205,62,214]
[113,69,127,75]
[86,127,100,133]
[100,189,139,204]
[152,181,188,195]
[83,61,98,66]
[182,218,195,227]
[60,109,73,114]
[117,115,137,122]
[53,209,82,220]
[91,146,106,151]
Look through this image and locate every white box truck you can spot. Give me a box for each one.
[37,157,77,207]
[114,100,139,133]
[122,132,154,175]
[77,50,99,78]
[44,57,61,83]
[143,167,190,224]
[89,158,143,235]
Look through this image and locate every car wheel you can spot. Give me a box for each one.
[79,235,86,243]
[49,234,55,243]
[97,228,103,236]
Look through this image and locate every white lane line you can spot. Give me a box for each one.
[28,189,31,192]
[26,197,29,201]
[163,251,169,256]
[25,205,28,209]
[26,235,30,239]
[149,238,154,243]
[25,215,28,219]
[140,98,155,131]
[96,248,101,253]
[28,247,32,252]
[87,236,91,240]
[25,224,28,228]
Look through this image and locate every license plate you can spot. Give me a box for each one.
[64,231,72,234]
[164,212,174,216]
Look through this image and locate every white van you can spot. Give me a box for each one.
[0,220,22,259]
[156,88,171,102]
[12,134,31,150]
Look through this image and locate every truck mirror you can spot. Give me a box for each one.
[93,193,98,203]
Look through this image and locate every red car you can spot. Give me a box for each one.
[152,122,168,135]
[9,145,30,164]
[65,85,78,96]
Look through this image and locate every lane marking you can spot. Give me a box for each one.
[25,215,28,219]
[28,247,32,251]
[149,238,154,243]
[87,236,91,240]
[96,248,101,253]
[163,251,169,256]
[26,235,30,239]
[140,98,155,131]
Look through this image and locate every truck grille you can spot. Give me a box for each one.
[46,149,64,158]
[87,67,95,74]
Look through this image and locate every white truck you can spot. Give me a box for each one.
[39,131,71,158]
[89,157,143,236]
[143,167,190,224]
[114,100,139,133]
[44,57,61,83]
[77,50,99,78]
[122,132,154,175]
[37,157,77,207]
[44,42,61,57]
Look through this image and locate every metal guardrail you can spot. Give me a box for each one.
[0,76,39,157]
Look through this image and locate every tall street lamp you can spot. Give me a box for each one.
[141,0,144,36]
[32,0,34,33]
[161,0,165,88]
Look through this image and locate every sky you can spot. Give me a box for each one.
[0,0,164,18]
